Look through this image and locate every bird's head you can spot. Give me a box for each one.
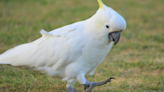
[86,0,126,45]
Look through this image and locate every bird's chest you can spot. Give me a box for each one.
[82,41,113,67]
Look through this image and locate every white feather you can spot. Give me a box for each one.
[0,22,84,72]
[40,29,48,35]
[0,1,126,89]
[0,61,8,64]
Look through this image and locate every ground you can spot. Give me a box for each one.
[0,0,164,91]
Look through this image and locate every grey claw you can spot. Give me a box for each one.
[107,77,116,82]
[84,77,115,92]
[84,85,88,90]
[110,77,116,80]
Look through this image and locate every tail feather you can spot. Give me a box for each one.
[0,61,8,64]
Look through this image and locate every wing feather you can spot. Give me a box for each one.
[0,21,84,72]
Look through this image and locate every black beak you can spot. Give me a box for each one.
[108,31,121,45]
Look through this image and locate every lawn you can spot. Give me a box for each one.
[0,0,164,91]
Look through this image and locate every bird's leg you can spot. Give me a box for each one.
[83,77,115,92]
[66,87,77,92]
[65,79,77,92]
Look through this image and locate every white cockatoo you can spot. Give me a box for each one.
[0,0,126,92]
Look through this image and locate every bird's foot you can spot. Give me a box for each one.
[84,77,115,92]
[65,87,77,92]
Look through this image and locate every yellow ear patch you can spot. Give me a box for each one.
[96,18,105,30]
[97,0,103,9]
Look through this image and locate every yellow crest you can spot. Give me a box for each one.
[97,0,104,9]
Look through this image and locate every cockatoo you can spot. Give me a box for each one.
[0,0,126,92]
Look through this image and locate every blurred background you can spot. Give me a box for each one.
[0,0,164,91]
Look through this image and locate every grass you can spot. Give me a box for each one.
[0,0,164,91]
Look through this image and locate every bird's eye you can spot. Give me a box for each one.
[106,25,109,28]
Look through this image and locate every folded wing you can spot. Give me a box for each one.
[0,22,84,72]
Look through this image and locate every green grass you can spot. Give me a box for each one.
[0,0,164,91]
